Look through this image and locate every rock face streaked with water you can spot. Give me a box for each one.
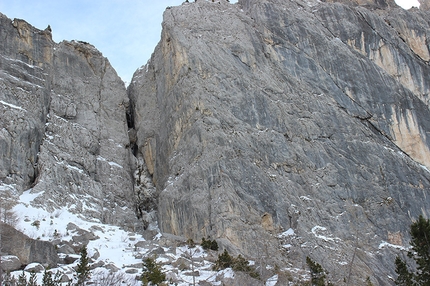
[1,0,430,284]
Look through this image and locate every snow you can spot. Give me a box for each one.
[0,100,27,112]
[266,274,278,286]
[378,241,407,251]
[278,228,295,238]
[18,189,44,204]
[311,226,341,242]
[56,160,86,174]
[97,155,124,169]
[108,161,123,168]
[420,164,430,173]
[0,54,41,69]
[7,187,265,285]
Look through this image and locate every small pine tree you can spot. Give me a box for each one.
[28,272,38,286]
[3,271,16,285]
[306,256,327,286]
[410,215,430,284]
[186,238,196,248]
[213,250,233,270]
[395,215,430,285]
[395,256,414,285]
[201,237,219,251]
[141,256,166,286]
[210,239,219,251]
[76,246,91,285]
[213,250,259,279]
[17,270,27,286]
[43,269,55,286]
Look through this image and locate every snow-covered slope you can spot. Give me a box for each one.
[7,190,297,285]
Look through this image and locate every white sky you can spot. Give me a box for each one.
[395,0,421,9]
[0,0,419,83]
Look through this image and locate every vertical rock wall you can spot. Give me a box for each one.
[129,0,430,284]
[0,14,52,192]
[0,14,139,229]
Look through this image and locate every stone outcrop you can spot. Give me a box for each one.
[31,39,136,228]
[0,223,58,267]
[0,14,52,192]
[0,12,139,229]
[128,0,430,284]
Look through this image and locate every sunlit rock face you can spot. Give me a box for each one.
[129,0,430,284]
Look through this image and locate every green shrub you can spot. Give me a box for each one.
[306,256,327,286]
[201,237,218,251]
[28,272,38,286]
[76,246,91,285]
[17,270,27,286]
[141,256,166,286]
[213,250,259,279]
[213,250,233,270]
[186,238,196,248]
[395,215,430,285]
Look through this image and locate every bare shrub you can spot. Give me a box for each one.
[92,270,139,286]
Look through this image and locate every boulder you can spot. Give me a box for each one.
[24,263,45,273]
[0,223,58,267]
[57,243,76,255]
[1,255,21,272]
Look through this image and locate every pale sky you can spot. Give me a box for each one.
[0,0,419,83]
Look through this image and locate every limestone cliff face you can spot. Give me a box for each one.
[129,0,430,284]
[0,14,52,191]
[2,0,430,284]
[0,13,138,228]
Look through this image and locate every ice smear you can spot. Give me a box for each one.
[0,100,27,111]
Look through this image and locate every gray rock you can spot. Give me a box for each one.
[1,255,21,272]
[90,260,105,270]
[91,248,100,260]
[125,268,139,274]
[148,247,165,256]
[0,14,52,192]
[0,223,58,267]
[59,274,71,283]
[128,0,430,284]
[2,0,430,284]
[105,263,120,272]
[57,244,75,255]
[63,255,79,265]
[0,12,142,231]
[172,257,192,270]
[218,271,261,286]
[184,270,200,277]
[24,263,45,273]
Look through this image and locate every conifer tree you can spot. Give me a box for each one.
[395,215,430,285]
[43,269,55,286]
[141,256,166,286]
[17,270,27,286]
[395,256,414,286]
[306,256,328,286]
[213,250,233,270]
[410,215,430,284]
[28,272,38,286]
[76,246,91,285]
